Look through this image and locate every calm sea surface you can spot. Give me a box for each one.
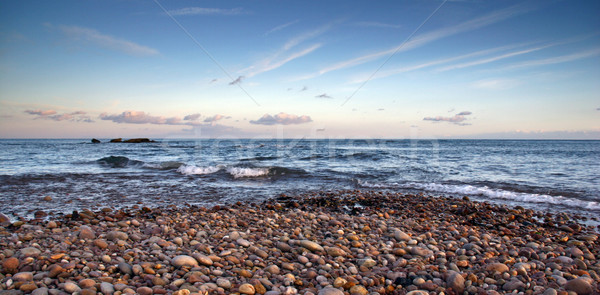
[0,139,598,220]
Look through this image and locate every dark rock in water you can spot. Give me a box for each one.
[123,138,155,143]
[91,138,101,143]
[109,138,122,143]
[97,156,143,168]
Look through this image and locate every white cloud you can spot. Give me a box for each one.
[167,7,245,16]
[204,114,230,123]
[424,111,473,125]
[52,24,159,56]
[250,112,312,125]
[25,109,57,116]
[183,113,201,121]
[25,110,93,122]
[100,111,202,126]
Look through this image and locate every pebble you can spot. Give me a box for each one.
[486,262,509,273]
[64,282,81,293]
[393,229,411,241]
[326,247,345,257]
[13,271,33,281]
[348,285,368,295]
[446,271,465,294]
[79,225,95,239]
[118,262,133,275]
[171,255,199,268]
[216,278,232,289]
[265,264,280,274]
[106,230,128,241]
[100,282,115,295]
[19,247,41,257]
[237,238,251,247]
[192,253,213,266]
[239,283,256,294]
[564,278,593,295]
[136,286,153,295]
[2,257,19,273]
[32,287,49,295]
[318,287,344,295]
[299,240,324,252]
[411,246,434,258]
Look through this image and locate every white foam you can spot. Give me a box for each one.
[177,164,220,175]
[405,182,600,210]
[226,167,269,178]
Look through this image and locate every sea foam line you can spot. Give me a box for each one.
[408,182,600,211]
[177,164,221,175]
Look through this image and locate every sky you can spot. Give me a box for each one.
[0,0,599,139]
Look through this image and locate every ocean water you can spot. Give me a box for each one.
[0,139,598,220]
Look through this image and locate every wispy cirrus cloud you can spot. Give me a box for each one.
[265,20,299,36]
[25,109,94,122]
[282,23,333,51]
[99,111,202,126]
[49,24,159,56]
[424,111,473,126]
[247,44,322,78]
[250,112,312,125]
[355,21,402,29]
[471,78,519,90]
[310,3,536,78]
[349,43,527,83]
[167,7,245,16]
[242,22,334,78]
[502,47,600,70]
[436,44,556,72]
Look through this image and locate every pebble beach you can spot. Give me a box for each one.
[0,190,598,295]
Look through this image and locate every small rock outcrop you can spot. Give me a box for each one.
[91,138,101,143]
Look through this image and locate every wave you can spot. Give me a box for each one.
[97,156,144,168]
[177,164,221,175]
[226,167,269,178]
[355,180,600,211]
[144,161,184,170]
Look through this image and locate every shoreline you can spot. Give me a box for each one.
[0,190,598,294]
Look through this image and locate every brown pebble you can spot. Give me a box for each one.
[2,257,19,273]
[137,286,153,295]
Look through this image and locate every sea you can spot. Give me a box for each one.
[0,139,598,222]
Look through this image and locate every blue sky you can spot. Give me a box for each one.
[0,0,599,139]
